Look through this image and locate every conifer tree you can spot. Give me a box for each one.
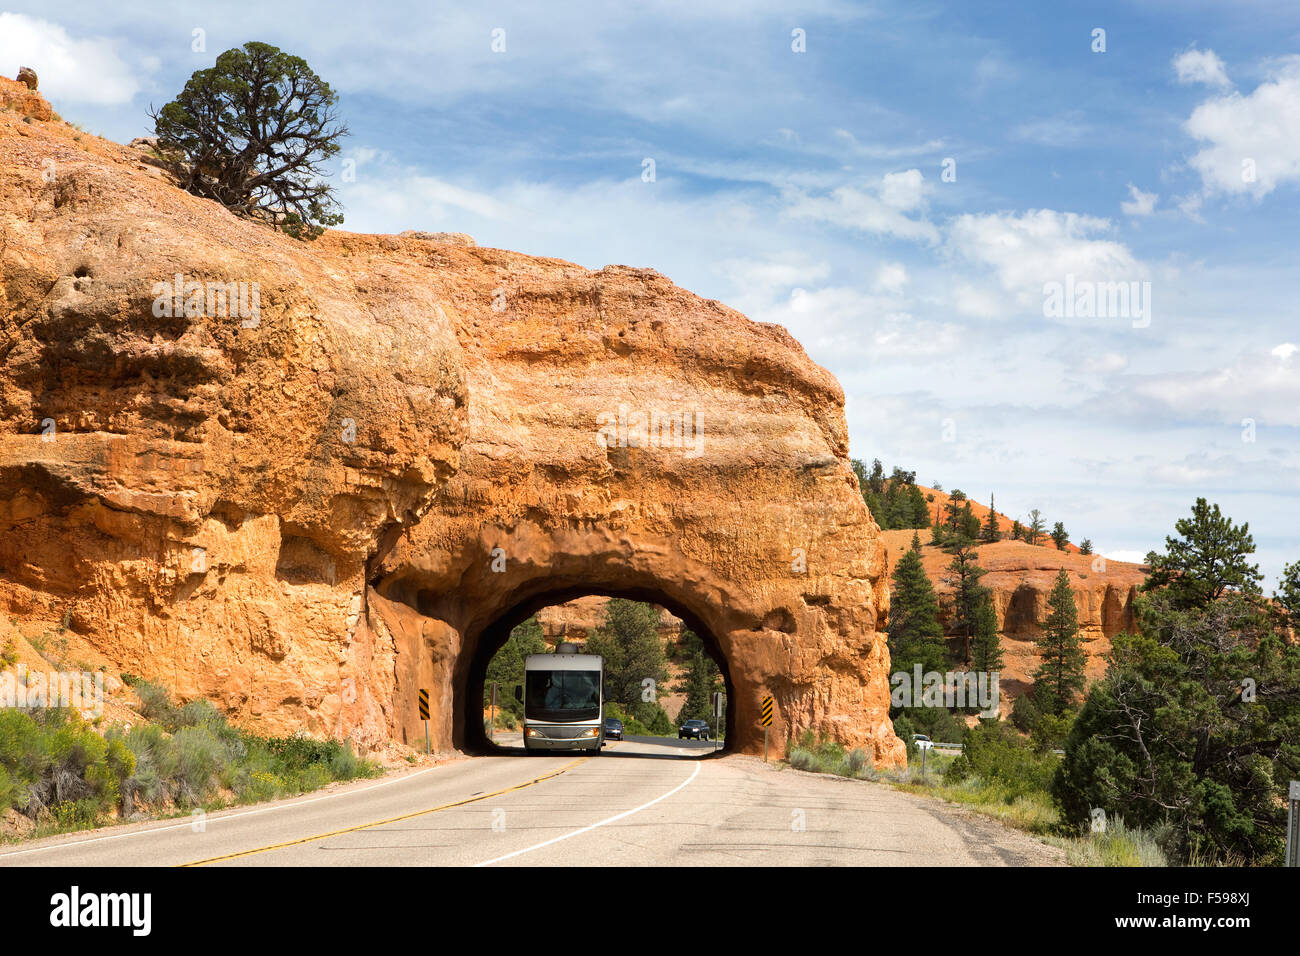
[942,539,988,665]
[889,536,948,674]
[1026,509,1046,546]
[980,495,1001,542]
[1051,521,1069,551]
[969,593,1003,674]
[1032,568,1090,714]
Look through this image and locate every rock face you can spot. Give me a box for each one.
[0,89,903,765]
[534,596,684,645]
[880,530,1148,707]
[16,68,37,91]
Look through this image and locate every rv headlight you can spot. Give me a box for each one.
[525,727,546,738]
[579,727,599,738]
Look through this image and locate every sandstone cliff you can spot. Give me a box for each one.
[0,80,903,765]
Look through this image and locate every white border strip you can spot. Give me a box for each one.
[474,760,701,866]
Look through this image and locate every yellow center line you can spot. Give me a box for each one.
[179,756,588,867]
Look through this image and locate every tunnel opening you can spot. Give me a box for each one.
[462,586,734,760]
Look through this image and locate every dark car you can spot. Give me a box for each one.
[679,719,710,740]
[603,716,624,741]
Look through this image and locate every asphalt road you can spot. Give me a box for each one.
[0,736,1062,867]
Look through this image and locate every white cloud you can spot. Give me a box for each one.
[1135,345,1300,425]
[719,256,830,294]
[1084,352,1129,374]
[1173,48,1231,88]
[782,170,939,243]
[873,262,908,295]
[0,12,144,105]
[1120,183,1158,216]
[945,209,1146,314]
[1184,56,1300,198]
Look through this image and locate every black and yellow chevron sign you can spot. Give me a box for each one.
[418,688,430,721]
[760,695,774,727]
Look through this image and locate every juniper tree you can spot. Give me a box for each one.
[151,41,348,239]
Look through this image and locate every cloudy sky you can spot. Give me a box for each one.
[4,0,1298,586]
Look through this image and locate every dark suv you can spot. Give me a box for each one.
[679,719,710,740]
[603,716,624,741]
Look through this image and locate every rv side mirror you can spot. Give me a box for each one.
[513,685,522,703]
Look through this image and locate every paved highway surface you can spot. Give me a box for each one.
[0,736,1062,867]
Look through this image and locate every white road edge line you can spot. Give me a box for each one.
[474,760,702,867]
[0,761,450,860]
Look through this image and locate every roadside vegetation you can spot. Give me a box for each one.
[0,679,378,842]
[810,494,1300,867]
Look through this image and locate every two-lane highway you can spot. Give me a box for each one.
[0,737,1063,866]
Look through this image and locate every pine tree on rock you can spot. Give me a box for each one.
[1026,509,1046,546]
[1051,521,1070,551]
[981,495,1001,542]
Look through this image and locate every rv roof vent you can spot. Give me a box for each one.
[556,642,579,655]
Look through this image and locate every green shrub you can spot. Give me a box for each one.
[945,719,1056,801]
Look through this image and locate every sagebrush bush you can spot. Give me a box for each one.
[2,684,379,837]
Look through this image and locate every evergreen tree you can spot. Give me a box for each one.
[1026,509,1046,546]
[1010,519,1023,541]
[1078,538,1093,556]
[1051,521,1069,551]
[585,599,668,709]
[980,495,1001,542]
[485,616,547,717]
[1277,559,1300,630]
[674,630,722,725]
[1143,497,1263,611]
[1032,569,1090,714]
[909,483,931,528]
[969,593,1003,674]
[943,490,969,536]
[960,500,981,540]
[942,539,988,665]
[152,42,348,239]
[888,539,948,675]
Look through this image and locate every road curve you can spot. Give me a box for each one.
[0,736,1063,867]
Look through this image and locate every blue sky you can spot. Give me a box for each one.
[4,0,1298,586]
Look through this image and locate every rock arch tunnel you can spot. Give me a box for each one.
[0,119,903,769]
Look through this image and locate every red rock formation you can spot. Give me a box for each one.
[0,88,903,765]
[881,530,1148,707]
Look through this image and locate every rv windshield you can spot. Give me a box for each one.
[525,670,601,722]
